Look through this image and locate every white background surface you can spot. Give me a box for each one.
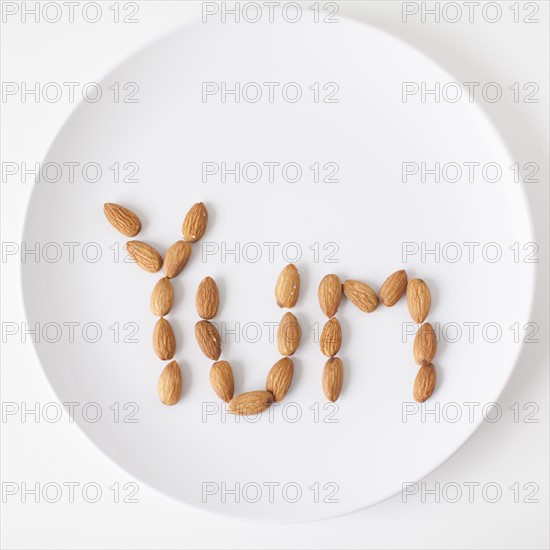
[1,1,549,548]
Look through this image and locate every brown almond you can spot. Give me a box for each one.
[195,320,221,360]
[407,278,431,323]
[318,274,341,317]
[182,202,208,243]
[266,357,294,402]
[275,264,300,308]
[150,277,174,316]
[413,323,437,365]
[157,360,182,406]
[104,203,141,237]
[380,270,408,307]
[153,317,176,360]
[196,276,219,319]
[126,241,163,273]
[322,357,343,402]
[277,312,302,356]
[164,240,192,279]
[343,280,379,313]
[228,391,273,415]
[413,362,436,403]
[320,317,342,357]
[210,361,234,402]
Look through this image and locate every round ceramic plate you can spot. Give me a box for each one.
[22,15,535,521]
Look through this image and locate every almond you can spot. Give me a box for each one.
[318,274,341,318]
[413,322,437,365]
[320,317,342,357]
[153,317,176,360]
[103,203,141,237]
[195,320,222,360]
[157,360,182,406]
[275,264,300,308]
[228,391,273,415]
[380,269,408,307]
[322,357,343,402]
[210,360,234,402]
[126,241,163,273]
[266,357,294,402]
[164,240,192,279]
[406,278,431,323]
[196,276,219,319]
[277,312,302,356]
[343,280,378,313]
[182,202,208,243]
[150,277,174,316]
[413,362,436,403]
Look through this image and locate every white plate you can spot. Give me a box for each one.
[22,16,535,521]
